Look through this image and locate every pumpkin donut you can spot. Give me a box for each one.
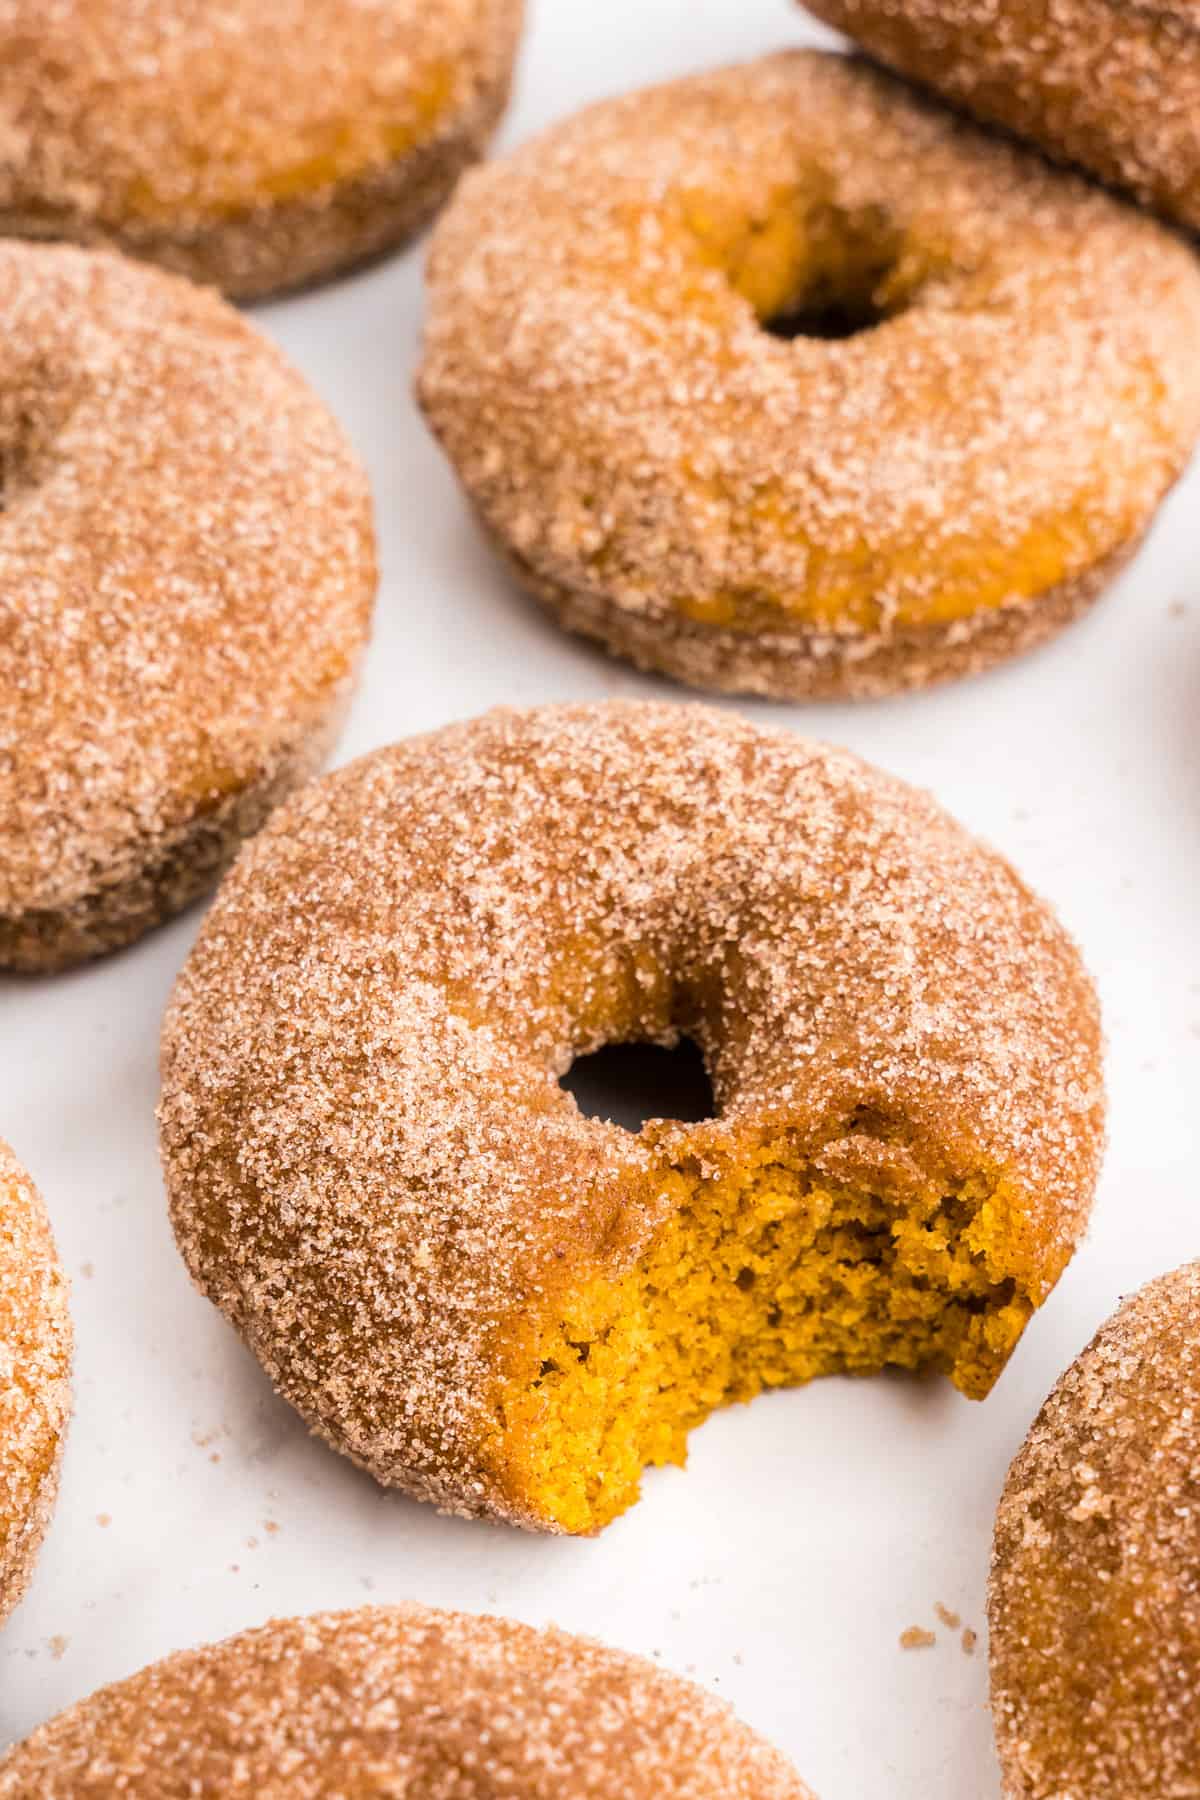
[0,242,376,974]
[160,701,1105,1536]
[989,1262,1200,1799]
[418,52,1200,701]
[0,1140,71,1629]
[0,1603,811,1797]
[802,0,1200,236]
[0,0,524,302]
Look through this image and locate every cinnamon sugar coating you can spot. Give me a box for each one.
[989,1262,1200,1799]
[0,0,525,300]
[0,1140,71,1628]
[0,242,376,973]
[418,52,1200,700]
[160,701,1104,1531]
[0,1603,812,1797]
[802,0,1200,235]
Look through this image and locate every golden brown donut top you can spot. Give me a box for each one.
[0,1603,813,1797]
[419,52,1200,640]
[0,241,375,926]
[0,0,522,227]
[160,701,1104,1523]
[0,1138,71,1625]
[989,1261,1200,1799]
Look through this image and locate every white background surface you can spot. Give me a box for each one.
[4,2,1199,1793]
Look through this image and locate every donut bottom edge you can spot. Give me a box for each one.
[0,690,352,976]
[0,70,515,302]
[500,535,1138,701]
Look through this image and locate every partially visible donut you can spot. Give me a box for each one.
[801,0,1200,236]
[0,1140,71,1629]
[0,0,525,300]
[0,242,376,973]
[989,1262,1200,1799]
[0,1603,813,1797]
[419,52,1200,700]
[160,701,1104,1535]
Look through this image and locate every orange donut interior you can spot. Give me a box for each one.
[500,1112,1029,1535]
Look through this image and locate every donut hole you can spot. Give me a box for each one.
[747,200,918,343]
[763,285,897,342]
[505,1138,1032,1533]
[561,1037,715,1132]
